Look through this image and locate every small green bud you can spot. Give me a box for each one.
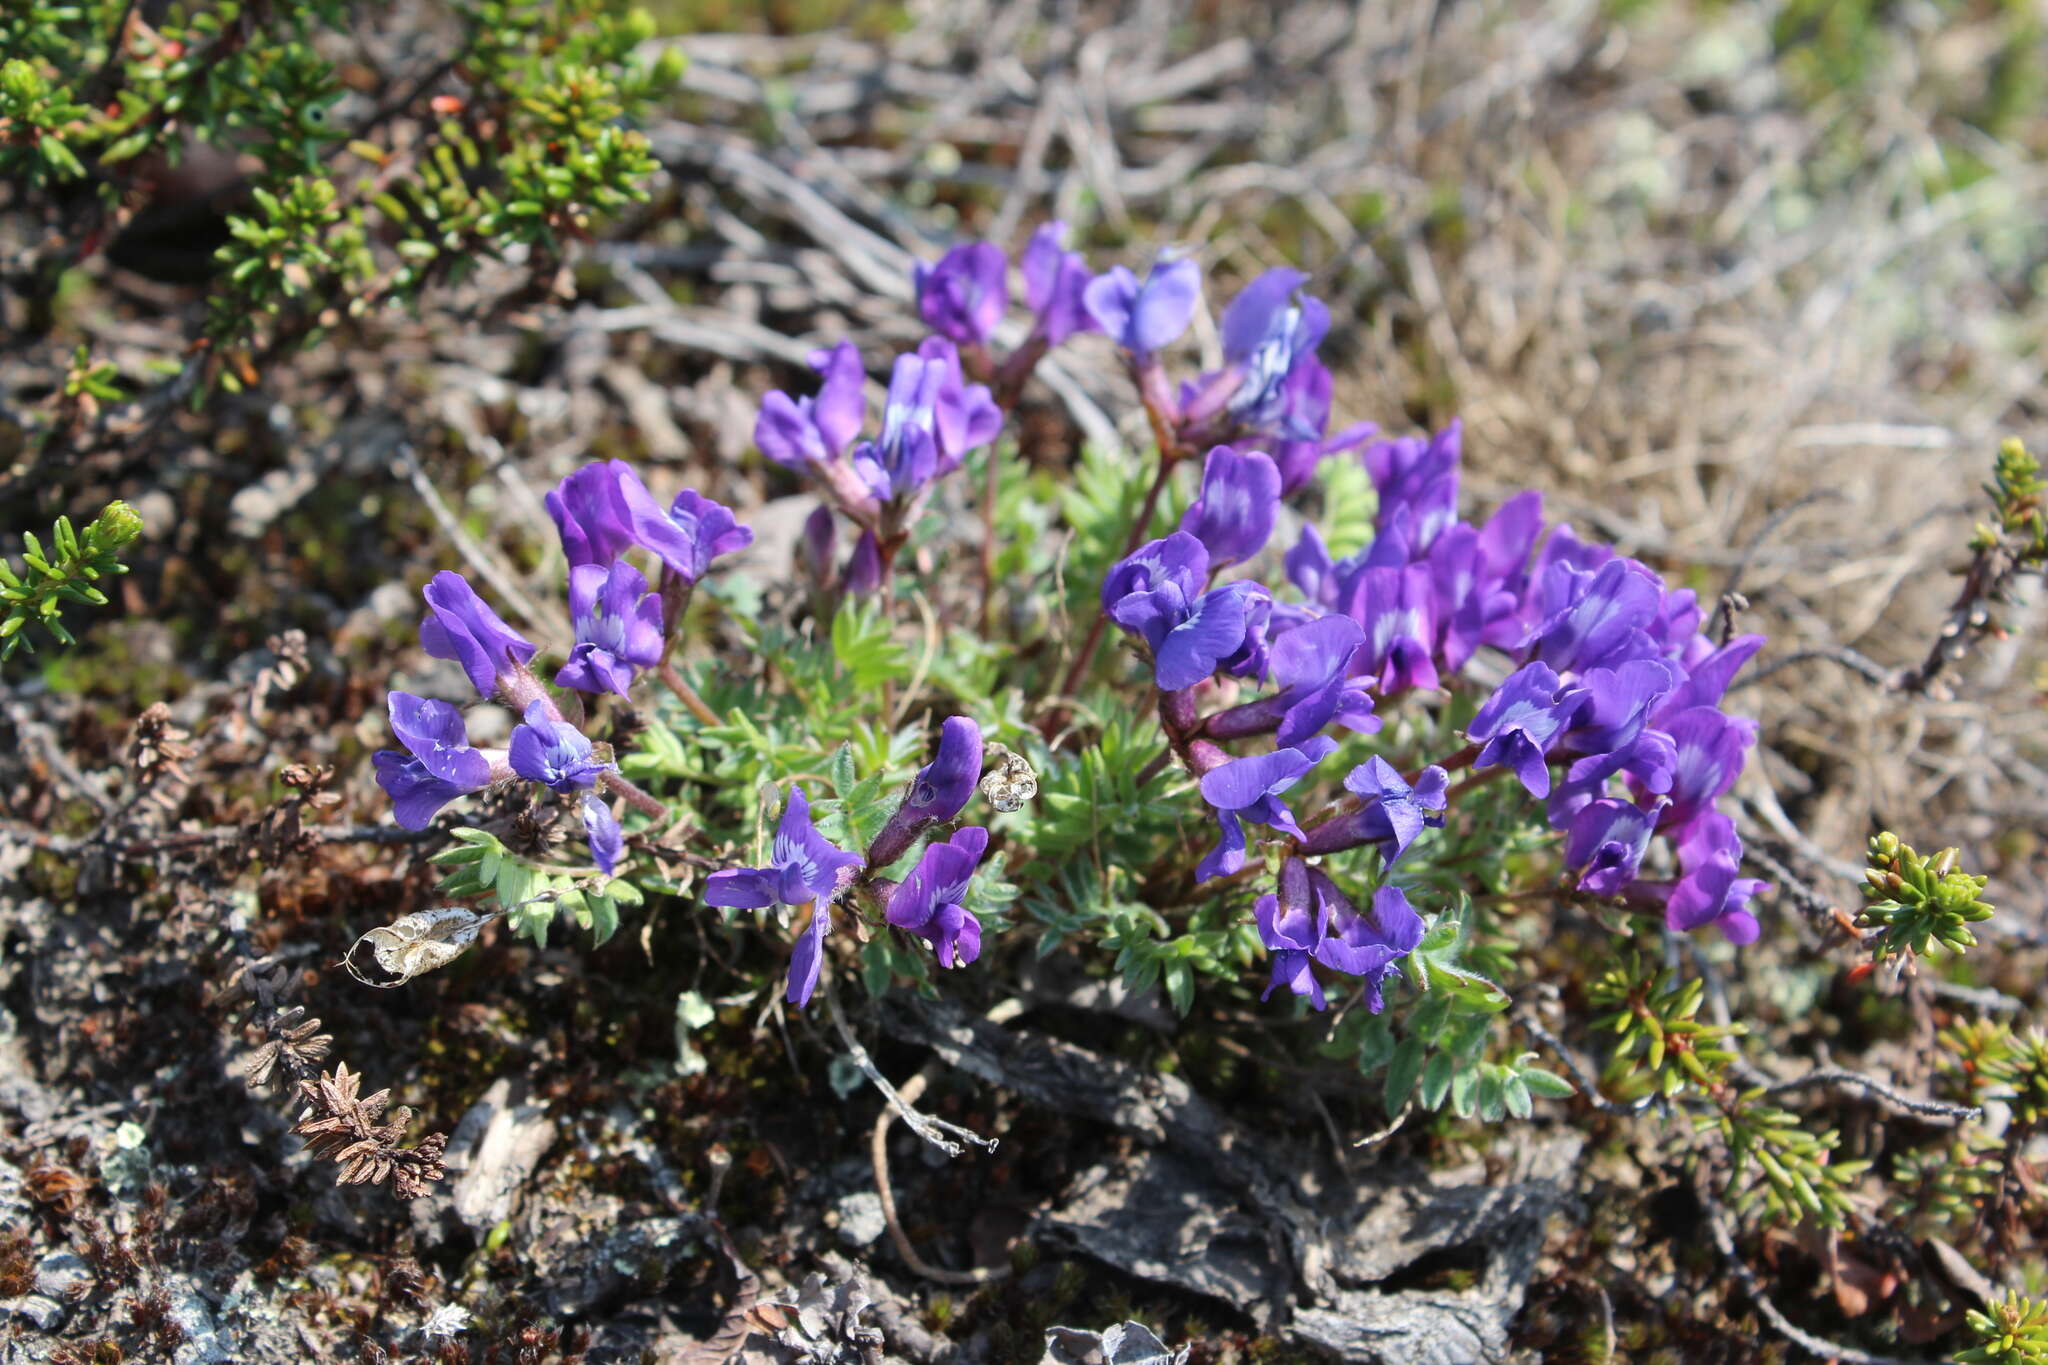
[88,500,144,550]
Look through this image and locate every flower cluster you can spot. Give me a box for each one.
[706,716,995,1007]
[1087,286,1767,1007]
[374,461,754,880]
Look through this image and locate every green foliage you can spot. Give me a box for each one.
[1589,955,1742,1100]
[1984,1030,2048,1130]
[1701,1092,1868,1229]
[1961,1293,2048,1365]
[1859,831,1994,960]
[427,825,637,948]
[1889,1131,2002,1234]
[1975,437,2048,560]
[1318,903,1536,1118]
[1,500,142,660]
[8,0,678,401]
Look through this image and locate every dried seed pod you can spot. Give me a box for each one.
[349,907,490,986]
[978,743,1038,813]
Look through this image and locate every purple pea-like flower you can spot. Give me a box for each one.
[704,785,863,912]
[1364,421,1462,558]
[1468,661,1572,797]
[1020,221,1098,345]
[887,825,990,969]
[844,530,883,597]
[661,489,754,584]
[1313,881,1424,1014]
[373,691,500,829]
[508,700,613,793]
[756,341,868,471]
[545,461,645,568]
[850,340,1001,502]
[1430,490,1545,668]
[555,561,664,697]
[801,505,837,588]
[1342,756,1449,865]
[1255,858,1329,1009]
[1102,531,1208,613]
[1178,445,1282,569]
[1528,556,1663,677]
[867,716,986,869]
[1125,580,1266,693]
[1345,564,1441,695]
[1663,812,1767,944]
[1194,737,1337,882]
[787,905,831,1009]
[1179,268,1332,434]
[1082,254,1202,359]
[1651,705,1757,835]
[1223,270,1329,406]
[1104,534,1267,692]
[702,788,863,1009]
[1555,658,1678,759]
[1565,797,1664,897]
[419,571,538,701]
[1269,357,1377,495]
[1206,614,1377,748]
[544,460,753,584]
[914,242,1009,347]
[583,796,623,876]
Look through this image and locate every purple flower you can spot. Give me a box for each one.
[373,692,499,830]
[787,905,831,1008]
[544,461,752,583]
[867,716,986,869]
[801,505,837,588]
[1195,737,1336,882]
[583,796,623,875]
[1178,268,1333,435]
[1344,564,1440,695]
[844,530,882,596]
[1364,421,1462,557]
[1082,254,1202,359]
[887,826,989,969]
[1651,705,1757,835]
[1269,357,1377,495]
[1468,661,1572,797]
[1102,531,1208,613]
[755,342,868,471]
[419,571,538,700]
[1255,858,1329,1008]
[914,242,1009,346]
[1178,445,1282,569]
[1663,813,1766,944]
[1205,614,1377,748]
[1430,490,1544,668]
[1555,659,1678,759]
[1286,524,1338,608]
[1313,882,1423,1013]
[545,461,645,567]
[508,700,613,792]
[909,717,984,821]
[1527,557,1662,676]
[1103,534,1266,692]
[1342,757,1448,865]
[661,489,754,584]
[1020,221,1098,345]
[704,785,863,912]
[1565,797,1663,897]
[850,340,1000,502]
[555,561,664,696]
